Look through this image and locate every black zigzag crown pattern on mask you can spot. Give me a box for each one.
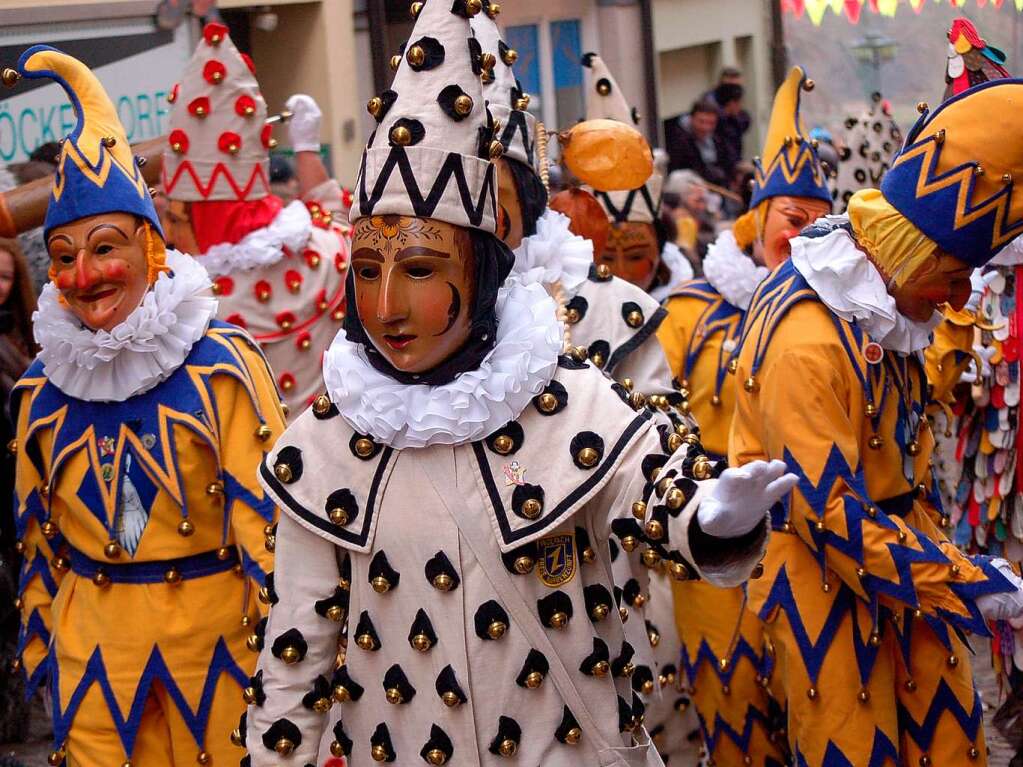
[499,110,535,168]
[356,146,498,227]
[594,186,657,224]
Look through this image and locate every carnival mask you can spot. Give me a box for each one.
[47,212,152,332]
[351,215,476,373]
[599,222,659,290]
[495,158,525,251]
[890,251,973,323]
[161,200,200,257]
[759,196,830,269]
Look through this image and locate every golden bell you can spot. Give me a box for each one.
[807,686,818,700]
[666,487,685,510]
[626,311,643,328]
[905,678,917,692]
[919,757,931,767]
[372,744,389,762]
[196,750,211,765]
[564,727,582,745]
[312,697,331,713]
[743,376,758,393]
[258,586,272,604]
[489,139,504,159]
[104,540,122,559]
[41,520,58,539]
[648,629,660,647]
[565,308,580,324]
[390,54,402,70]
[407,45,426,67]
[629,391,646,409]
[329,508,350,526]
[549,611,568,629]
[487,1,501,15]
[230,728,244,747]
[177,519,195,537]
[865,403,878,418]
[591,604,609,621]
[868,435,883,450]
[275,738,295,756]
[255,424,273,441]
[52,556,70,573]
[371,576,391,594]
[521,498,542,519]
[515,95,530,110]
[621,535,638,553]
[498,739,517,757]
[243,686,257,704]
[442,691,461,706]
[326,605,344,622]
[410,1,424,17]
[391,125,412,146]
[667,433,683,452]
[538,393,558,412]
[907,441,920,456]
[488,620,507,640]
[858,688,870,703]
[591,660,610,677]
[277,646,299,664]
[631,501,647,519]
[967,746,980,760]
[502,48,519,66]
[641,549,661,568]
[93,570,110,587]
[367,96,383,118]
[433,574,454,591]
[669,562,690,581]
[355,438,376,458]
[727,358,739,375]
[596,81,611,96]
[454,94,473,115]
[644,520,664,540]
[385,687,403,704]
[576,447,599,467]
[751,563,765,579]
[426,749,447,765]
[465,0,483,14]
[274,463,293,483]
[581,547,595,563]
[493,435,514,454]
[692,457,713,481]
[206,481,225,497]
[333,685,351,703]
[47,751,66,767]
[591,352,605,367]
[412,633,432,652]
[1,67,22,87]
[480,52,497,70]
[513,556,534,574]
[948,654,959,668]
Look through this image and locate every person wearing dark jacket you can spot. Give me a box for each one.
[663,100,732,187]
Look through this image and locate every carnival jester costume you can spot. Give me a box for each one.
[241,1,796,764]
[8,47,284,766]
[657,66,832,767]
[730,79,1023,766]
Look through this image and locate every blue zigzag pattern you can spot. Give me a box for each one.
[794,727,899,767]
[897,676,983,752]
[697,699,777,757]
[49,638,248,753]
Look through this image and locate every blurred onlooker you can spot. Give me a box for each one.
[0,237,37,371]
[663,100,731,187]
[662,169,716,266]
[704,76,750,171]
[269,154,298,204]
[0,143,62,292]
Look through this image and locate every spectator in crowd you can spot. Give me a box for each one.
[662,169,717,264]
[0,146,61,292]
[0,237,37,370]
[663,99,732,186]
[702,67,751,157]
[269,154,298,203]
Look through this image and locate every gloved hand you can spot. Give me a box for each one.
[976,558,1023,622]
[965,268,998,313]
[697,459,797,538]
[285,93,322,153]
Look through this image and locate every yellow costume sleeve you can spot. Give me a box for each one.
[656,296,693,383]
[12,385,63,691]
[925,313,975,409]
[732,338,1004,629]
[210,332,286,589]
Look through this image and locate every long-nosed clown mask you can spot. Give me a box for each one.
[758,195,831,269]
[599,221,659,290]
[47,212,153,332]
[351,215,476,374]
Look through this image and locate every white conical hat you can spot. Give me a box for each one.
[470,3,537,175]
[350,0,498,232]
[162,22,271,202]
[581,52,659,223]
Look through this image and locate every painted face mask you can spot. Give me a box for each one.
[599,221,659,290]
[495,158,525,251]
[47,212,153,332]
[351,215,476,374]
[890,251,973,323]
[759,195,831,269]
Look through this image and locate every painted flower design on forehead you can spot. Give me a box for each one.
[365,215,445,246]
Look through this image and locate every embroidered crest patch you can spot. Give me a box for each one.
[538,534,576,587]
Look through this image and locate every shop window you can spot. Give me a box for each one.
[550,19,583,127]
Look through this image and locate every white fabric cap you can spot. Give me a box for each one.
[351,0,497,232]
[162,22,271,202]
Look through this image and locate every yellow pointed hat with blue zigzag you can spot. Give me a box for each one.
[880,79,1023,268]
[750,66,831,208]
[16,46,162,238]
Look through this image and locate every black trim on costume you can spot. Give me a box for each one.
[606,306,668,374]
[472,410,653,546]
[260,447,394,548]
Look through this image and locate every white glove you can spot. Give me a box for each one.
[285,93,322,153]
[697,459,798,538]
[959,358,978,384]
[976,558,1023,622]
[965,269,998,312]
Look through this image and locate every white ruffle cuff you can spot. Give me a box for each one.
[511,208,593,298]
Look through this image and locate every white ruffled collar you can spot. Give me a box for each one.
[196,200,313,276]
[650,241,694,303]
[33,250,218,402]
[790,221,940,354]
[702,230,768,310]
[511,208,593,298]
[323,279,562,449]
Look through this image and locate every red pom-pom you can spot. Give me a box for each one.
[341,187,353,209]
[188,96,211,118]
[168,129,189,154]
[278,372,296,392]
[167,83,180,104]
[284,269,303,293]
[261,124,274,149]
[240,53,257,75]
[276,310,296,329]
[218,131,242,155]
[254,280,272,302]
[225,313,247,329]
[304,249,322,269]
[204,22,229,46]
[235,94,257,117]
[335,252,347,273]
[315,288,328,312]
[295,331,312,351]
[213,276,234,296]
[203,60,227,85]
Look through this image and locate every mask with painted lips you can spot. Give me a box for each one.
[351,215,476,374]
[890,251,973,323]
[599,222,659,290]
[758,195,831,269]
[47,212,152,332]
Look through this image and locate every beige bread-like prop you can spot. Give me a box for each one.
[558,118,653,192]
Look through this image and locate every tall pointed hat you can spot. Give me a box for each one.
[581,52,661,224]
[162,22,271,202]
[16,46,161,238]
[470,2,538,175]
[351,0,498,232]
[750,66,831,209]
